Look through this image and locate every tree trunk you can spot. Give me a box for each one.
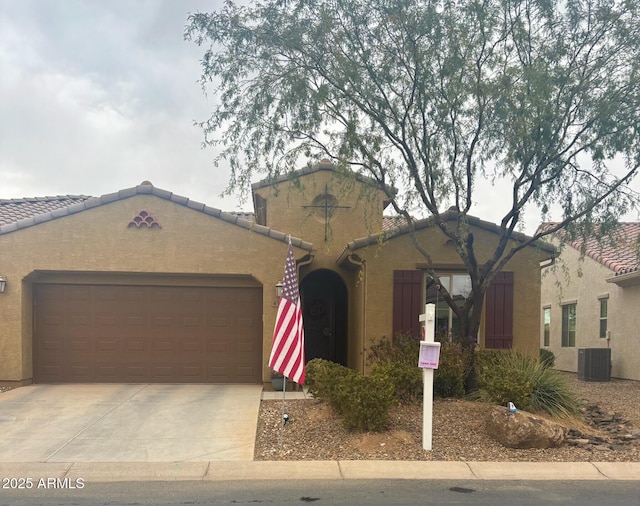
[459,289,486,392]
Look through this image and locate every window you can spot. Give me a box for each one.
[561,303,576,347]
[599,298,608,339]
[425,273,472,340]
[543,306,551,347]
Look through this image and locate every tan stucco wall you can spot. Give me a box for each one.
[253,169,387,256]
[1,172,551,384]
[541,241,640,380]
[0,194,304,383]
[357,225,544,368]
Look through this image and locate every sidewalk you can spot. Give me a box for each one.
[1,461,638,482]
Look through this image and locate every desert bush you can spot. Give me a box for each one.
[368,334,423,402]
[367,333,419,367]
[305,358,358,410]
[368,334,471,400]
[474,348,504,373]
[529,365,580,417]
[476,350,580,417]
[433,341,471,398]
[371,361,423,403]
[540,348,555,369]
[338,374,395,431]
[478,357,534,410]
[305,358,394,431]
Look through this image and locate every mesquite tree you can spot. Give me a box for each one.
[186,0,640,351]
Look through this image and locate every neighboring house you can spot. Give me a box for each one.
[540,223,640,381]
[0,160,553,386]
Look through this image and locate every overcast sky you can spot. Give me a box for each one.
[1,1,638,236]
[0,0,240,208]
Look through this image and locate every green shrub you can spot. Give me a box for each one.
[305,358,394,431]
[476,350,580,417]
[371,361,423,403]
[338,375,395,432]
[367,333,419,367]
[474,348,504,373]
[433,341,471,398]
[305,358,358,410]
[367,334,423,402]
[529,365,580,417]
[368,334,471,400]
[478,355,534,410]
[539,348,555,369]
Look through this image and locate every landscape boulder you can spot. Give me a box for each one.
[486,406,567,449]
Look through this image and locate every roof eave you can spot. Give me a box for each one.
[346,210,556,258]
[0,184,314,252]
[606,270,640,287]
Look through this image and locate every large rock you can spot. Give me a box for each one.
[486,406,567,449]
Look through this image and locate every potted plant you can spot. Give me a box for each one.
[270,370,286,391]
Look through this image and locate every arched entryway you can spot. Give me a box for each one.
[300,269,348,366]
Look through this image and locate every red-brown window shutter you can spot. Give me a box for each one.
[485,271,514,349]
[392,270,422,339]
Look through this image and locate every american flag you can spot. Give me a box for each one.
[268,243,306,384]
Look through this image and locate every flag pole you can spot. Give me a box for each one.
[279,234,291,453]
[269,234,305,456]
[279,375,287,451]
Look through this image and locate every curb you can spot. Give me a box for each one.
[1,461,638,482]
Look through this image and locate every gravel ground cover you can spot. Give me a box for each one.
[254,373,640,462]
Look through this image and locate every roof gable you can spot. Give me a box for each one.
[346,207,555,255]
[0,182,312,251]
[251,158,395,199]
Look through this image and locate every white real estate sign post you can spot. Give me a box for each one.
[418,304,441,451]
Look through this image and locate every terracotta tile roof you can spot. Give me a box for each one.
[0,183,313,251]
[230,212,256,222]
[545,222,640,276]
[0,195,92,226]
[382,215,411,232]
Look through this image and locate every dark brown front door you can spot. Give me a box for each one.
[300,270,348,366]
[304,292,336,362]
[33,283,263,383]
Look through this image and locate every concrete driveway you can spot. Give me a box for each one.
[0,384,262,463]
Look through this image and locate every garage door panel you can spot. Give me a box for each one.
[180,316,203,328]
[181,340,203,352]
[95,365,121,381]
[207,317,228,327]
[152,315,174,327]
[236,341,258,353]
[34,283,263,383]
[96,337,123,352]
[96,314,119,328]
[69,337,92,352]
[69,364,92,380]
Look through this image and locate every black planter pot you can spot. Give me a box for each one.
[271,375,286,391]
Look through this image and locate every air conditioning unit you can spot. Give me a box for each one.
[577,348,611,382]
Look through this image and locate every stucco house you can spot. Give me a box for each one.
[0,160,553,386]
[540,223,640,381]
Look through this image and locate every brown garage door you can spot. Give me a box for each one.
[33,283,263,383]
